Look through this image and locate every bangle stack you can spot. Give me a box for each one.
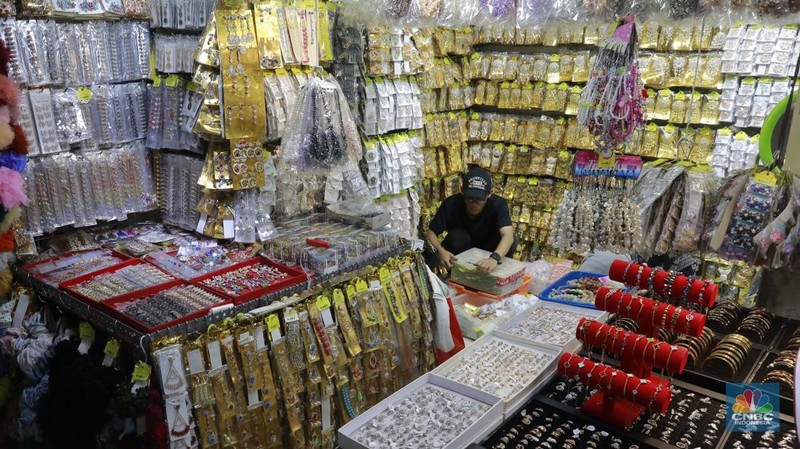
[673,327,714,366]
[705,300,740,332]
[705,333,752,377]
[735,308,773,341]
[762,349,796,391]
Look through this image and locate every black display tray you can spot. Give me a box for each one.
[478,374,798,449]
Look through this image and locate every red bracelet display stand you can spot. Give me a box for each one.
[596,287,708,339]
[558,352,671,413]
[608,260,718,309]
[573,318,687,428]
[557,261,714,430]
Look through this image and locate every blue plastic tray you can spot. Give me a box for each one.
[539,271,606,310]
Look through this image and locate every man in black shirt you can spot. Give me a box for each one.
[425,167,516,273]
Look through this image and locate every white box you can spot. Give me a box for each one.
[337,373,503,449]
[496,301,610,354]
[432,332,561,419]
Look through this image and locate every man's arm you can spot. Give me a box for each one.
[425,228,457,269]
[475,225,514,274]
[494,225,515,257]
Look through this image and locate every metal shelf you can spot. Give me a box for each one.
[13,240,412,353]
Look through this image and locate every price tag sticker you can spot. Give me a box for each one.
[79,322,95,341]
[104,339,120,359]
[316,295,331,311]
[356,280,369,293]
[333,289,345,306]
[131,362,152,382]
[76,87,93,102]
[598,155,616,170]
[267,314,280,332]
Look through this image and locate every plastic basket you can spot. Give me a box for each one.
[538,271,607,310]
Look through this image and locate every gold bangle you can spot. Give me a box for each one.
[706,352,738,376]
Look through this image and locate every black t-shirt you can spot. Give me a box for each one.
[429,193,512,251]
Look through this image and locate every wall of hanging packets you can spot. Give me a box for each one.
[321,22,429,236]
[334,4,800,262]
[20,143,157,235]
[150,253,436,449]
[0,17,157,244]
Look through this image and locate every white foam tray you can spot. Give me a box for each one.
[432,331,561,419]
[496,300,610,354]
[337,373,504,449]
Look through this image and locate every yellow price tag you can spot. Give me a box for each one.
[754,171,778,187]
[79,322,95,341]
[165,75,180,87]
[104,339,120,359]
[598,155,616,170]
[316,295,331,311]
[378,268,391,283]
[333,289,345,306]
[356,280,368,293]
[76,87,92,102]
[346,285,356,299]
[267,314,280,332]
[131,362,151,382]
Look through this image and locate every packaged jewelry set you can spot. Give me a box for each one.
[153,345,199,448]
[157,153,204,231]
[362,132,423,198]
[361,76,423,136]
[149,0,215,31]
[720,76,792,129]
[146,77,203,152]
[0,19,150,87]
[155,34,201,74]
[22,143,157,235]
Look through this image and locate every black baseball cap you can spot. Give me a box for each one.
[462,167,492,200]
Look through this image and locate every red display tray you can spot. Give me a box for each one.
[99,281,232,334]
[23,248,132,285]
[59,258,178,306]
[191,256,308,305]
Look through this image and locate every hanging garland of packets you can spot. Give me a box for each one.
[578,16,645,158]
[150,253,436,449]
[550,151,643,256]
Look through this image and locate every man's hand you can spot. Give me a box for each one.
[476,257,498,274]
[438,249,457,269]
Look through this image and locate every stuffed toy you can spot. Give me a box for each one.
[0,39,28,293]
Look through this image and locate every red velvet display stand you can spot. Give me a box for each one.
[558,260,715,430]
[595,287,707,339]
[608,260,718,310]
[573,318,687,428]
[558,353,672,428]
